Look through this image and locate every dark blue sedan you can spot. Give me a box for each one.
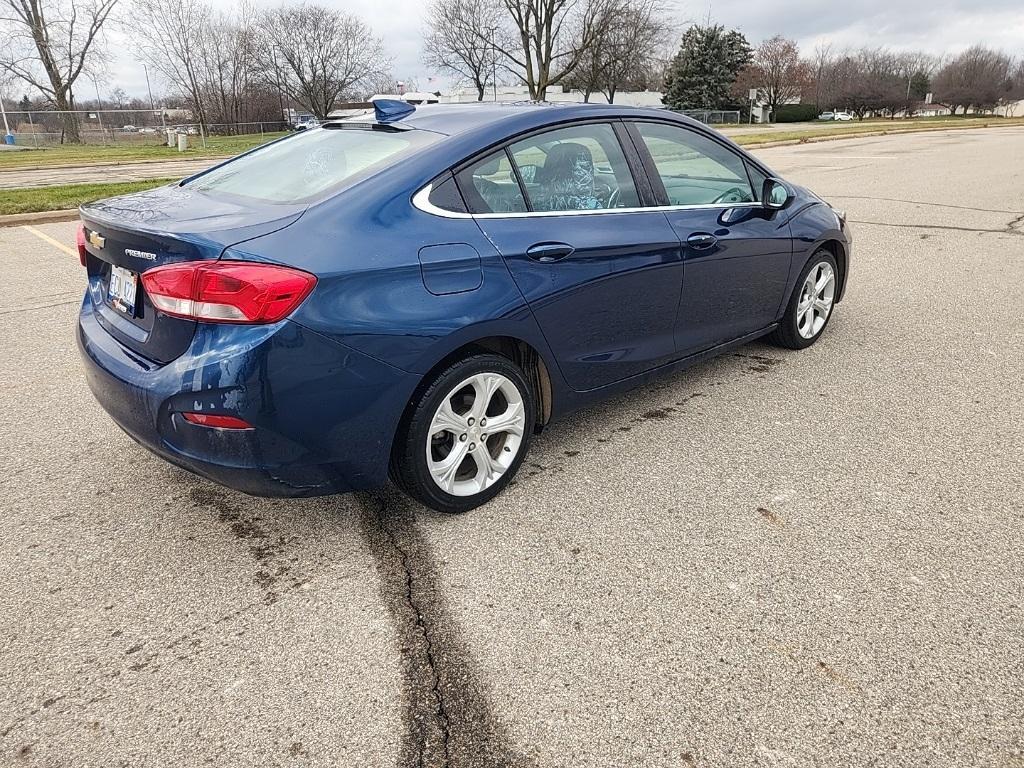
[77,101,851,513]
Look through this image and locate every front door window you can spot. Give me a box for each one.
[634,122,755,206]
[508,123,641,212]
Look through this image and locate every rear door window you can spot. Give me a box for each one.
[633,122,754,206]
[456,151,528,214]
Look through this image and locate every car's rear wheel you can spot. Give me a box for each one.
[391,354,535,513]
[768,250,838,350]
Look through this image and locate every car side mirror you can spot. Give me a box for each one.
[762,178,792,210]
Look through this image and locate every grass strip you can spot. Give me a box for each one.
[0,178,176,215]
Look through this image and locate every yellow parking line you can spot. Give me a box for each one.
[22,224,78,259]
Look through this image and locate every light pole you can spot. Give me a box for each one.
[271,45,287,126]
[486,25,498,102]
[0,87,11,137]
[143,63,165,132]
[92,77,106,142]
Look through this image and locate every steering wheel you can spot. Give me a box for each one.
[712,187,750,204]
[607,186,621,209]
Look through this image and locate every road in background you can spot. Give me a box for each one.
[2,120,1019,191]
[0,158,223,190]
[1,128,1022,767]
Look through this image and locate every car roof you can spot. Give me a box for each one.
[337,101,699,137]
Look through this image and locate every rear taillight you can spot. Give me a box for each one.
[140,261,316,324]
[182,412,253,429]
[76,224,87,266]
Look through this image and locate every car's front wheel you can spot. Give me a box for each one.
[391,354,535,513]
[768,250,839,349]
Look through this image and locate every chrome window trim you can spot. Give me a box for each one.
[412,183,762,220]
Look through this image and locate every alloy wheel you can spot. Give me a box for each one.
[796,261,836,339]
[425,372,527,497]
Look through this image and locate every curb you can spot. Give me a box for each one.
[0,209,79,228]
[735,122,1019,150]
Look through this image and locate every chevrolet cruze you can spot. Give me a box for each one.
[77,101,851,513]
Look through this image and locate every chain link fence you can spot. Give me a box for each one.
[2,109,289,147]
[672,109,742,125]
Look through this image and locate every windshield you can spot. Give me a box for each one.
[187,126,438,204]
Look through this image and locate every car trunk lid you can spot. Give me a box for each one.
[79,182,304,364]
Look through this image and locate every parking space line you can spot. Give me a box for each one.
[22,224,78,258]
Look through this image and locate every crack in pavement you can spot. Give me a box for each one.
[512,352,785,490]
[827,195,1023,215]
[356,491,534,768]
[849,219,1024,236]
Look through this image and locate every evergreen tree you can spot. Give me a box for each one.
[662,24,752,110]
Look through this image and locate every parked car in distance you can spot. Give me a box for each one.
[834,112,854,121]
[293,116,320,130]
[77,101,852,513]
[122,124,137,132]
[817,112,835,121]
[820,111,855,121]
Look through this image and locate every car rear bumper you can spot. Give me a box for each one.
[77,292,419,498]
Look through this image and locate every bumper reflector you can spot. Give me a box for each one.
[182,412,254,430]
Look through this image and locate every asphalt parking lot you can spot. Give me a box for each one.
[1,127,1022,767]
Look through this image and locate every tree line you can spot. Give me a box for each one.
[128,0,395,129]
[3,0,1023,145]
[660,24,1024,120]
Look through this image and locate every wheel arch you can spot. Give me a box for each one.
[816,238,849,303]
[406,335,555,435]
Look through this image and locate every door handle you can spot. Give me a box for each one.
[686,232,718,250]
[526,242,575,262]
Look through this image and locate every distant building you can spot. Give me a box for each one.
[372,92,440,105]
[326,102,373,120]
[995,99,1024,117]
[439,85,665,108]
[747,91,803,123]
[913,102,952,117]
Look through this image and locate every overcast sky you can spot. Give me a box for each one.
[104,0,1024,99]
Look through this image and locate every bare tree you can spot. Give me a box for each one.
[934,46,1013,115]
[361,72,405,98]
[808,43,835,109]
[1005,58,1024,115]
[491,0,621,100]
[569,0,673,103]
[198,4,259,128]
[0,0,118,142]
[424,0,507,101]
[748,35,809,122]
[255,3,389,119]
[892,50,938,115]
[132,0,212,128]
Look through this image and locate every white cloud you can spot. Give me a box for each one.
[102,0,1024,98]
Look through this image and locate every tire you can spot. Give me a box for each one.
[391,354,536,513]
[767,250,839,350]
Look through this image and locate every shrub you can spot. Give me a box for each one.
[774,104,820,122]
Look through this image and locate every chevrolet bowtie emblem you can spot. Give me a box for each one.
[88,230,105,249]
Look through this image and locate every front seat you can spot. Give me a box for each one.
[472,157,525,213]
[534,142,604,211]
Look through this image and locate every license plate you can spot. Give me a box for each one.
[107,265,138,315]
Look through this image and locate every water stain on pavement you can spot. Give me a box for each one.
[189,485,297,605]
[732,353,784,374]
[356,490,534,768]
[757,507,784,526]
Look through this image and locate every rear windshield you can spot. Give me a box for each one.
[186,126,438,204]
